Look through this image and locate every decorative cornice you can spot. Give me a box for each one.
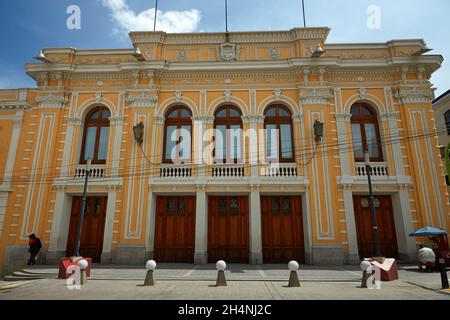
[0,101,32,110]
[129,28,330,46]
[35,94,68,108]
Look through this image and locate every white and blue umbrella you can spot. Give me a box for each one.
[409,226,447,237]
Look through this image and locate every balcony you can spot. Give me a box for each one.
[355,162,389,177]
[212,164,245,178]
[74,164,105,179]
[263,163,297,177]
[160,164,192,178]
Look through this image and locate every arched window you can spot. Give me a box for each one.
[264,105,294,162]
[80,106,110,164]
[163,106,192,164]
[350,103,383,162]
[444,110,450,135]
[214,105,243,163]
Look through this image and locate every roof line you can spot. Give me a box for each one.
[433,89,450,104]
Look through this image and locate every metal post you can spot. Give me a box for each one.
[74,159,91,257]
[302,0,306,28]
[153,0,158,32]
[439,258,449,289]
[365,151,382,258]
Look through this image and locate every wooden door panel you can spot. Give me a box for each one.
[261,196,304,263]
[66,196,107,262]
[154,196,196,262]
[208,196,249,263]
[353,195,398,259]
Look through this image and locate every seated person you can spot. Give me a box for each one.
[417,244,435,271]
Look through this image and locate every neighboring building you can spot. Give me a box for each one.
[0,28,449,275]
[432,90,450,185]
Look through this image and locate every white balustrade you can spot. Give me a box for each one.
[355,162,389,177]
[74,165,105,179]
[160,164,192,178]
[263,163,297,177]
[212,164,245,178]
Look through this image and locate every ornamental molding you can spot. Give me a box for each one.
[218,43,240,62]
[241,115,265,124]
[154,115,165,125]
[292,113,304,123]
[109,115,125,126]
[0,101,32,110]
[192,115,214,124]
[224,90,232,102]
[299,89,333,105]
[126,93,158,107]
[394,87,434,104]
[35,94,68,108]
[379,112,399,121]
[274,89,282,100]
[334,112,352,121]
[67,116,83,126]
[129,28,330,46]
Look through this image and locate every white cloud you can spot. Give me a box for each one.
[101,0,201,34]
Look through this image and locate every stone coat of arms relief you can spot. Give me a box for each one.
[218,43,240,61]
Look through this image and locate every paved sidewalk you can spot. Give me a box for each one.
[1,263,448,300]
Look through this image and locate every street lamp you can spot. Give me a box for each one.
[133,122,144,145]
[364,150,382,260]
[74,159,91,257]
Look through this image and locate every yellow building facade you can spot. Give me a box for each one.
[0,28,449,275]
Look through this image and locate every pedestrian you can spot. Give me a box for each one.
[28,233,42,266]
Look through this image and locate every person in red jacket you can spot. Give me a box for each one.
[28,233,42,266]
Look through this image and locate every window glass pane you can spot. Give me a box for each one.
[89,111,99,120]
[363,107,373,116]
[283,199,291,215]
[230,125,242,160]
[219,199,227,215]
[266,124,278,160]
[179,125,191,161]
[181,109,191,118]
[351,124,364,159]
[271,199,280,215]
[102,109,110,119]
[279,108,289,117]
[178,198,185,216]
[97,127,109,160]
[215,125,226,160]
[350,107,360,116]
[230,198,238,215]
[265,107,276,117]
[167,110,178,118]
[229,108,240,117]
[84,127,97,161]
[280,124,293,159]
[165,126,177,160]
[365,123,380,158]
[167,199,175,215]
[216,109,227,118]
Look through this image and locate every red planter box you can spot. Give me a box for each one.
[58,257,92,279]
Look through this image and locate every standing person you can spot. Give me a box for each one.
[28,233,42,266]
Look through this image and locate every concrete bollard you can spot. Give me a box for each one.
[77,259,88,286]
[360,261,372,288]
[216,260,227,287]
[144,260,157,286]
[288,261,301,287]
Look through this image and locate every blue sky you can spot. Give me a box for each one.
[0,0,449,97]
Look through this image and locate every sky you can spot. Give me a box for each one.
[0,0,449,97]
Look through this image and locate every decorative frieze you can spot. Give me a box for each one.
[394,87,434,104]
[126,93,158,108]
[110,115,125,126]
[35,94,68,108]
[218,43,240,61]
[299,89,333,105]
[192,115,214,124]
[0,101,31,110]
[241,115,265,124]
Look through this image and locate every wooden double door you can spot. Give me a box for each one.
[66,196,108,262]
[261,196,305,263]
[154,196,196,262]
[208,196,249,263]
[353,195,399,259]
